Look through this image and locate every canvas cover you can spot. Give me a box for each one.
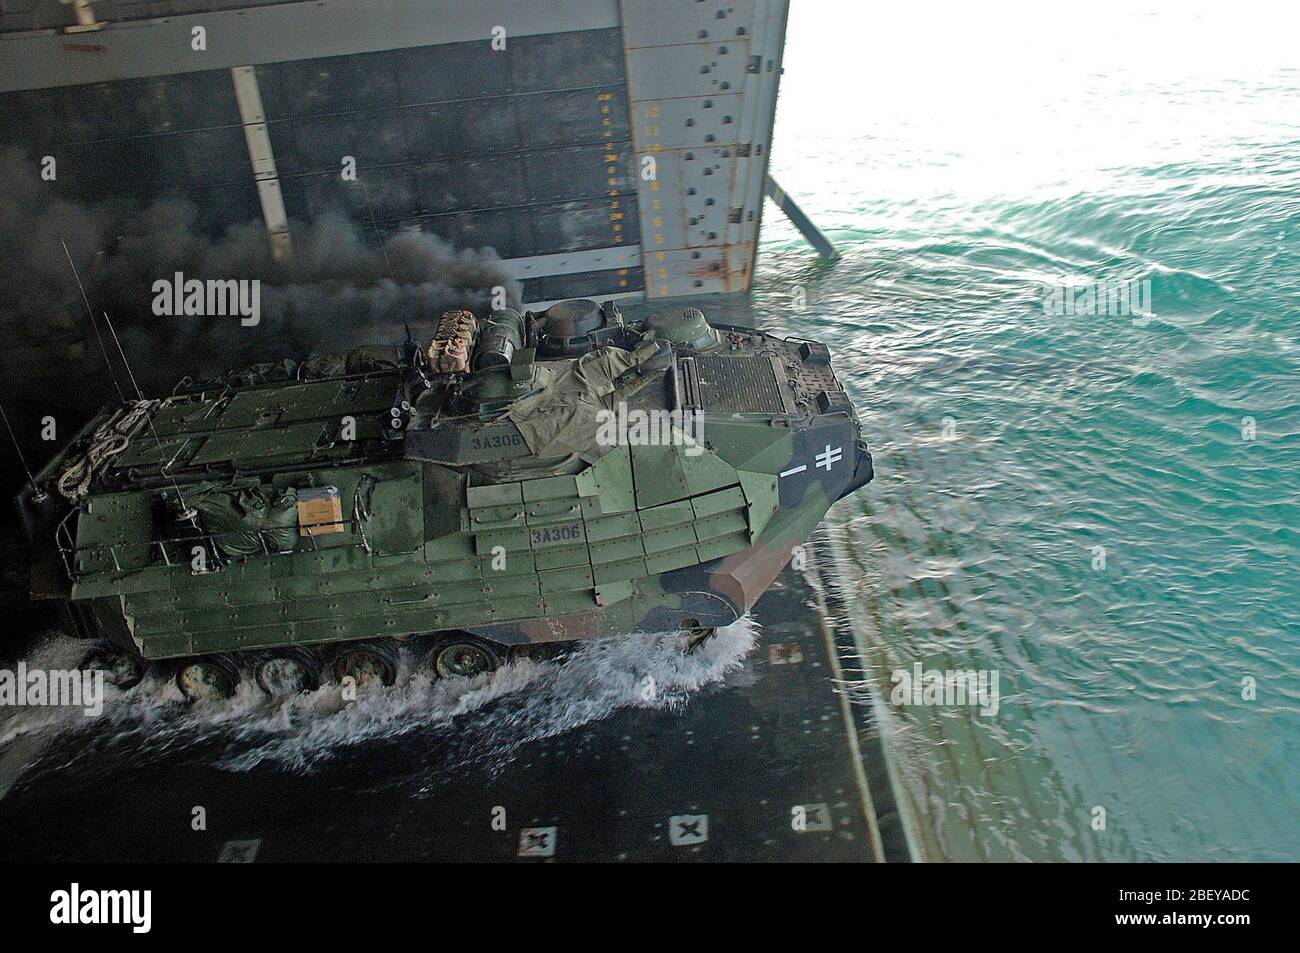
[300,346,405,380]
[504,341,662,458]
[186,485,299,557]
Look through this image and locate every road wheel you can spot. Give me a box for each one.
[79,641,145,690]
[253,647,323,695]
[427,636,501,680]
[175,654,241,701]
[331,641,399,688]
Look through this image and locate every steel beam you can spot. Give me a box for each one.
[765,175,839,262]
[0,0,620,92]
[230,65,292,261]
[498,245,642,281]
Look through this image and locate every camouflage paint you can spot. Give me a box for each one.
[24,317,873,662]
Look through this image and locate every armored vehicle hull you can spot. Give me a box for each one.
[18,300,872,699]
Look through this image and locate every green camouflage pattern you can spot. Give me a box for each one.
[20,305,873,662]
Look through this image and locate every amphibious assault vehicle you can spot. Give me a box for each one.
[16,300,873,700]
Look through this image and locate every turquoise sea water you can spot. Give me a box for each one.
[752,3,1299,860]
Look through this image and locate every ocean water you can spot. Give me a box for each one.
[750,2,1299,860]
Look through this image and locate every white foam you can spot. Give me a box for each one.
[0,619,759,779]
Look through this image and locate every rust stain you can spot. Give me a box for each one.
[62,43,107,53]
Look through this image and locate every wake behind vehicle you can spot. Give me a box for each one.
[16,299,873,700]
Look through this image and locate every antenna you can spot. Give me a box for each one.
[60,238,126,403]
[100,311,197,521]
[359,178,397,282]
[0,397,44,501]
[357,178,419,334]
[401,319,419,367]
[57,235,196,520]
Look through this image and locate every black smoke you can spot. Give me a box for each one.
[0,146,520,500]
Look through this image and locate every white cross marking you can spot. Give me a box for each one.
[816,445,843,471]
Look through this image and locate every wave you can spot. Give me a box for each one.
[0,619,760,785]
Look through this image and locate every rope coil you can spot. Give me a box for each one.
[56,400,155,500]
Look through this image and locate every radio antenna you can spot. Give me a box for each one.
[358,178,418,333]
[60,238,126,403]
[0,397,43,500]
[359,178,397,282]
[58,236,195,518]
[100,310,196,520]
